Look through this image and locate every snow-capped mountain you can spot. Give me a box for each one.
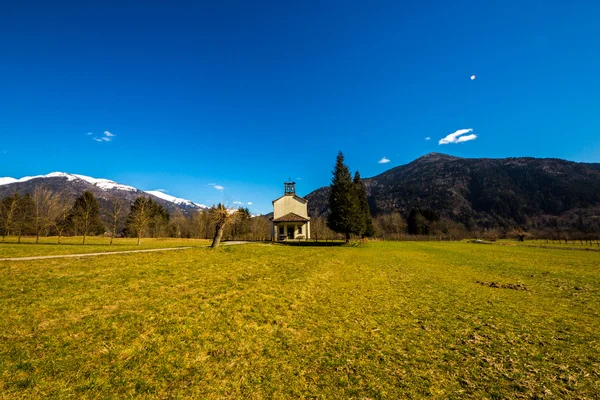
[0,172,207,213]
[145,190,207,209]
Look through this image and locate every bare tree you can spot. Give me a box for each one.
[14,194,34,244]
[51,193,72,244]
[210,204,236,248]
[1,193,20,242]
[70,191,104,245]
[106,196,126,245]
[125,197,155,245]
[169,209,188,238]
[32,186,56,243]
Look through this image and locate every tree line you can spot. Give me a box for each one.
[322,151,600,243]
[0,188,272,245]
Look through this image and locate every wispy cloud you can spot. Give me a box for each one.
[93,138,103,142]
[378,157,391,164]
[233,201,243,205]
[425,137,431,141]
[438,128,477,145]
[101,137,111,142]
[247,202,253,205]
[104,131,115,137]
[87,132,93,135]
[155,189,167,193]
[214,185,224,191]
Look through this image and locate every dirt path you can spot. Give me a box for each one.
[0,241,251,262]
[0,247,194,262]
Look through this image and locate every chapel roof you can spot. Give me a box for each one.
[271,212,310,222]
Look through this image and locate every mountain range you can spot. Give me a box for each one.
[306,153,600,231]
[0,172,207,214]
[2,153,600,232]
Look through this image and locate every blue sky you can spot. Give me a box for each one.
[1,1,599,214]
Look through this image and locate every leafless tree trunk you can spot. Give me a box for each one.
[50,194,72,244]
[210,204,236,249]
[32,186,56,244]
[1,194,19,242]
[127,197,154,246]
[106,197,125,245]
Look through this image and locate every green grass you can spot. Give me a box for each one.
[0,241,598,398]
[0,236,210,258]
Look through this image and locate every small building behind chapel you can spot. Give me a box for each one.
[270,181,310,241]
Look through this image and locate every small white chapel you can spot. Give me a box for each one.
[270,181,311,241]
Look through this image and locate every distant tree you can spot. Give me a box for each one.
[149,203,169,238]
[70,191,104,244]
[407,208,439,235]
[354,171,375,238]
[169,209,188,238]
[125,197,157,245]
[231,207,251,240]
[106,196,126,245]
[248,215,271,241]
[1,193,20,242]
[14,194,35,243]
[51,193,73,244]
[187,210,211,239]
[374,211,406,240]
[327,151,362,243]
[32,186,56,243]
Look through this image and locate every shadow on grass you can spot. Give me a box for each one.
[274,241,346,247]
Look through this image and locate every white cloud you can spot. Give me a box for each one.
[378,157,391,164]
[93,138,103,142]
[104,131,115,137]
[438,128,477,145]
[233,201,243,205]
[214,185,224,190]
[456,133,478,143]
[247,202,253,205]
[87,132,93,135]
[425,137,431,141]
[101,137,111,142]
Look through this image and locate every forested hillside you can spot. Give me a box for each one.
[307,153,600,235]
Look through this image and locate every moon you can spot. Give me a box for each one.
[470,75,476,80]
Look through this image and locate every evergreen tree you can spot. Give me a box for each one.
[70,191,104,244]
[149,201,169,238]
[327,151,362,243]
[231,207,251,240]
[354,171,375,238]
[407,208,424,235]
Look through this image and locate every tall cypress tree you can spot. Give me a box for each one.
[354,171,375,238]
[327,151,361,243]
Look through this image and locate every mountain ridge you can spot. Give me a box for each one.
[306,153,600,232]
[0,172,207,214]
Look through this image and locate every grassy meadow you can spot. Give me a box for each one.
[0,240,598,398]
[0,237,210,258]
